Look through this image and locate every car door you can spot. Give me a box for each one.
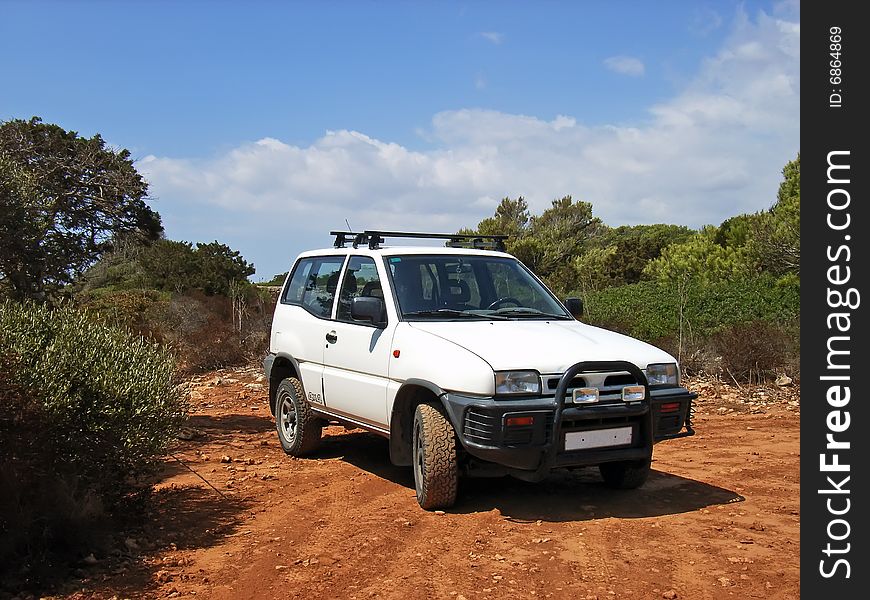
[321,255,393,427]
[273,255,346,405]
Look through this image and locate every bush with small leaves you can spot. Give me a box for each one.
[0,300,187,499]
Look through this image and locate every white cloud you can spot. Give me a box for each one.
[141,8,799,277]
[478,31,504,45]
[603,55,646,77]
[689,6,723,36]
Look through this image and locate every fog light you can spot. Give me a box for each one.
[573,387,599,404]
[622,385,645,402]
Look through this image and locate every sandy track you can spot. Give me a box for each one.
[64,368,800,600]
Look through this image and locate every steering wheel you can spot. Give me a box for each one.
[486,297,523,310]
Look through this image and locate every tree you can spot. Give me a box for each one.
[460,196,531,240]
[580,224,695,287]
[193,241,255,296]
[643,226,751,286]
[0,117,162,300]
[571,245,618,316]
[714,214,757,249]
[139,240,199,294]
[528,196,603,292]
[483,196,531,238]
[77,236,256,299]
[461,195,603,292]
[749,155,800,280]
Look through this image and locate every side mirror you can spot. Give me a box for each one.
[351,296,387,327]
[565,297,584,319]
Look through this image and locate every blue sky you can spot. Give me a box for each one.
[2,1,799,280]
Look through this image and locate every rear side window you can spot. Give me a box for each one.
[282,256,345,318]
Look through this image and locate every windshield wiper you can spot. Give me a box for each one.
[403,309,509,320]
[493,308,571,319]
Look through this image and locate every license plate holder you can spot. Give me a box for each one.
[564,426,633,451]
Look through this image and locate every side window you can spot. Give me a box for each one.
[282,256,345,318]
[282,259,314,304]
[337,256,383,322]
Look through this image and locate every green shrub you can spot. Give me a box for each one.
[0,300,187,497]
[578,275,799,379]
[581,275,799,342]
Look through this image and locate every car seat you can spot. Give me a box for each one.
[361,280,383,299]
[392,264,431,313]
[445,278,471,310]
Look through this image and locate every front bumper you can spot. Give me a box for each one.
[441,361,695,479]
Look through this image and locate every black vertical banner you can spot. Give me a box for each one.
[802,3,868,597]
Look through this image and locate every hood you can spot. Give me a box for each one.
[409,319,675,373]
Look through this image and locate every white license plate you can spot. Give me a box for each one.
[564,427,633,451]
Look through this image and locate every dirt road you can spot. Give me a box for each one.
[64,367,800,600]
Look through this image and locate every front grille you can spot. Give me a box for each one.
[463,409,497,445]
[547,376,588,390]
[604,373,638,386]
[545,371,642,405]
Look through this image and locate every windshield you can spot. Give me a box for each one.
[385,255,571,320]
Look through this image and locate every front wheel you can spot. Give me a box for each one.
[412,403,458,510]
[275,377,322,456]
[599,459,651,489]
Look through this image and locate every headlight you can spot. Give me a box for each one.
[647,363,679,386]
[495,371,541,395]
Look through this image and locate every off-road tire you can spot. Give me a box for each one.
[599,459,651,489]
[275,377,322,456]
[412,403,459,510]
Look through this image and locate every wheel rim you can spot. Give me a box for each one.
[279,395,298,444]
[413,420,424,498]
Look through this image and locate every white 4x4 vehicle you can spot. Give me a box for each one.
[265,231,695,509]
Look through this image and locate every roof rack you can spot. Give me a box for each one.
[330,230,508,252]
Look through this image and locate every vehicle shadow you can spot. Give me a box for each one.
[454,469,744,522]
[317,429,742,522]
[317,429,414,488]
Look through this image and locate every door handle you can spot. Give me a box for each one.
[326,330,338,344]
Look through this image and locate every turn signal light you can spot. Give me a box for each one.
[506,416,535,427]
[660,402,681,413]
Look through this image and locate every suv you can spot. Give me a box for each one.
[264,231,695,509]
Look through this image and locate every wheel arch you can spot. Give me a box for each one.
[267,353,301,415]
[389,379,451,466]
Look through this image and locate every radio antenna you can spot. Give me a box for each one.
[345,218,353,231]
